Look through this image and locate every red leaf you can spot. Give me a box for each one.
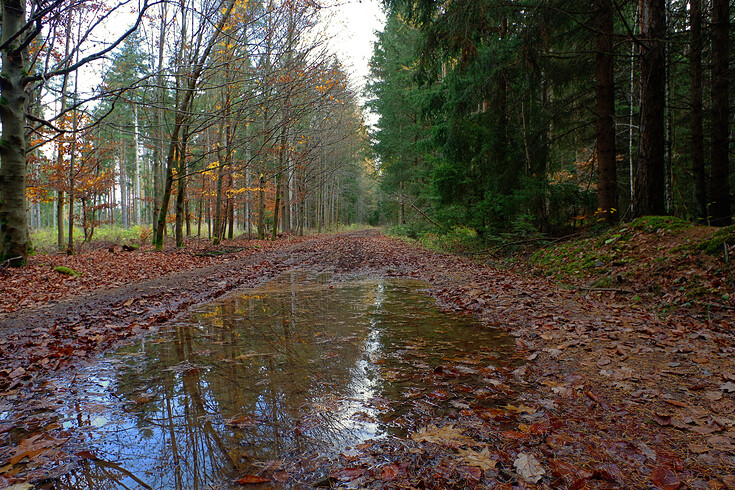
[651,466,680,490]
[236,475,270,485]
[381,464,401,480]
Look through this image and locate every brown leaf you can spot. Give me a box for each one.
[457,447,497,471]
[236,475,270,485]
[514,452,545,484]
[329,468,363,481]
[651,466,680,489]
[597,356,612,367]
[687,443,709,454]
[663,399,687,408]
[380,464,401,480]
[653,413,672,426]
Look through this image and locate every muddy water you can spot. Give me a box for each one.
[42,274,514,489]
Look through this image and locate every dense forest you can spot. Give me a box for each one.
[0,0,376,266]
[0,0,732,267]
[367,0,733,238]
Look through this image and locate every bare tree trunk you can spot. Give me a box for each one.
[154,0,236,248]
[245,163,252,239]
[258,173,266,239]
[594,0,617,222]
[67,93,79,255]
[152,3,167,224]
[54,12,74,251]
[0,0,29,265]
[134,105,141,226]
[709,0,731,226]
[57,191,65,250]
[689,0,706,221]
[175,136,188,247]
[272,172,281,240]
[119,147,128,228]
[633,0,666,217]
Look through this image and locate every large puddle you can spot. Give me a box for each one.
[24,274,515,488]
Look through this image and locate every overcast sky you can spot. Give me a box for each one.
[319,0,386,95]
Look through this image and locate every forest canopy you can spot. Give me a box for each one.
[0,0,376,265]
[366,0,732,237]
[0,0,732,267]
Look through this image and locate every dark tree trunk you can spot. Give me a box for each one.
[634,0,666,217]
[690,0,706,221]
[709,0,731,226]
[272,172,281,240]
[594,0,618,222]
[257,173,266,240]
[175,139,188,248]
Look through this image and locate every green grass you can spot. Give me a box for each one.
[31,225,150,252]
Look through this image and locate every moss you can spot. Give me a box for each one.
[54,266,81,277]
[628,216,691,233]
[697,225,735,255]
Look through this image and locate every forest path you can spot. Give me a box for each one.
[1,230,734,488]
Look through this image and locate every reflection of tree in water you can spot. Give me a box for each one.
[51,278,513,488]
[95,280,377,488]
[41,458,154,489]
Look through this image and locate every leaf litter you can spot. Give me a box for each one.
[0,229,734,488]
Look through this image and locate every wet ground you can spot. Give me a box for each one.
[4,231,734,488]
[4,271,513,488]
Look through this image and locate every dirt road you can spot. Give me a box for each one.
[2,230,734,488]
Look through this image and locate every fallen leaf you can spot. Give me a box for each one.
[637,443,657,462]
[688,443,709,454]
[721,475,735,488]
[236,475,270,485]
[706,391,724,401]
[457,447,497,471]
[514,452,545,484]
[410,424,478,446]
[597,356,612,367]
[663,399,687,408]
[329,468,363,481]
[380,464,401,480]
[720,382,735,393]
[651,466,680,489]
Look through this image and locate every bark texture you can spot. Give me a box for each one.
[709,0,731,226]
[689,0,706,221]
[633,0,666,217]
[0,0,30,266]
[594,0,617,222]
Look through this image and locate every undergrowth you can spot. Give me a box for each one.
[31,225,151,252]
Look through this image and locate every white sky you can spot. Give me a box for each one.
[319,0,386,95]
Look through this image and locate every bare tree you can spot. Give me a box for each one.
[0,0,150,266]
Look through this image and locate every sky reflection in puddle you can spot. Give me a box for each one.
[41,275,513,489]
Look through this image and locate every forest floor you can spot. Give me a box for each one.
[1,224,734,489]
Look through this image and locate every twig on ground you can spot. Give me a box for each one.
[578,286,635,294]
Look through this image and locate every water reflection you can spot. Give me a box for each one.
[39,276,513,489]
